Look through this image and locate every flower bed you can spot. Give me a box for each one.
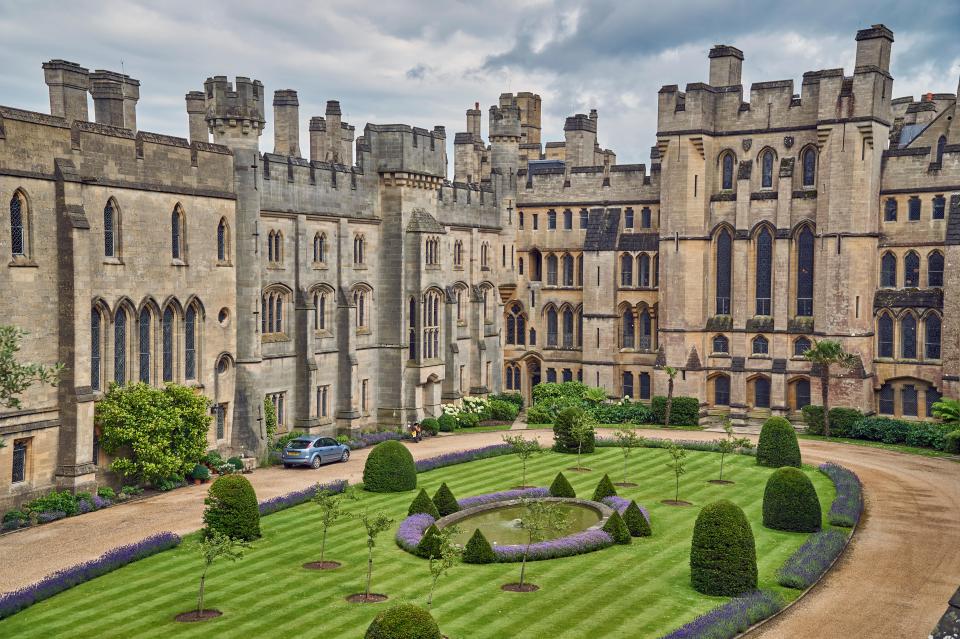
[818,462,863,527]
[396,488,616,562]
[659,589,785,639]
[414,443,513,473]
[601,496,650,524]
[0,532,181,620]
[258,479,348,516]
[776,528,849,589]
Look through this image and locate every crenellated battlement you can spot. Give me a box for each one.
[203,75,265,150]
[363,123,447,178]
[518,162,660,203]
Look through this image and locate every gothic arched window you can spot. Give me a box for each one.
[563,208,573,230]
[314,233,326,263]
[620,253,633,287]
[408,297,417,360]
[713,374,730,405]
[185,306,197,380]
[712,334,729,354]
[546,308,558,347]
[641,207,652,228]
[754,376,771,408]
[562,254,574,286]
[138,308,151,384]
[114,308,127,384]
[936,135,947,165]
[162,306,174,382]
[353,234,364,264]
[621,308,635,349]
[422,290,441,359]
[901,313,917,359]
[217,218,229,262]
[904,251,920,287]
[91,309,102,391]
[884,198,898,222]
[755,227,772,315]
[638,253,650,287]
[793,337,812,356]
[927,251,944,287]
[639,310,652,349]
[880,252,897,288]
[10,192,26,257]
[562,309,575,348]
[104,200,117,257]
[752,335,769,355]
[925,313,942,360]
[715,228,732,314]
[760,149,774,189]
[801,147,816,187]
[796,226,814,316]
[171,206,184,260]
[546,254,558,285]
[877,313,894,358]
[793,378,811,410]
[548,209,557,230]
[720,152,735,190]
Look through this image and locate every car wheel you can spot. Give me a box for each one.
[340,450,350,463]
[283,463,292,469]
[311,455,322,469]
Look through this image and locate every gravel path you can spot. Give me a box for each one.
[1,429,957,638]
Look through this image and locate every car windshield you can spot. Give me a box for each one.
[287,440,312,450]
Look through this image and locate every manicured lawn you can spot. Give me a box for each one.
[799,434,957,459]
[0,448,834,638]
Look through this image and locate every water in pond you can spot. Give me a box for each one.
[448,502,601,546]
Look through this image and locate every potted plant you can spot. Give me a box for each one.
[192,463,211,485]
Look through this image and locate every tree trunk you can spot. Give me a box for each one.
[719,453,725,481]
[821,366,831,438]
[521,459,526,487]
[197,567,208,614]
[665,378,674,428]
[365,547,373,598]
[519,547,529,588]
[675,470,680,502]
[623,452,628,484]
[320,526,328,564]
[577,441,582,469]
[428,573,438,607]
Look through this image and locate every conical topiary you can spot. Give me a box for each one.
[624,501,652,537]
[432,483,459,516]
[408,488,441,519]
[548,472,576,498]
[463,528,497,564]
[592,474,617,502]
[602,510,631,544]
[690,500,758,596]
[416,524,443,559]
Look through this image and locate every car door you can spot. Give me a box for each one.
[321,438,339,462]
[312,439,327,463]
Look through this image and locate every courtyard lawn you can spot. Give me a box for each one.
[0,447,835,639]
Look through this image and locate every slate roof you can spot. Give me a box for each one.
[583,208,620,251]
[617,232,659,252]
[406,208,446,233]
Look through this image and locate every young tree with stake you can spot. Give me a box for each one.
[613,428,645,486]
[569,414,595,471]
[513,499,568,591]
[426,525,462,608]
[502,434,541,488]
[193,531,247,617]
[358,510,395,601]
[311,486,357,567]
[665,442,687,504]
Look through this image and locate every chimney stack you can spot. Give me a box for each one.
[42,59,89,123]
[272,89,301,157]
[467,102,481,138]
[325,101,342,163]
[89,70,139,130]
[185,91,208,143]
[708,45,744,87]
[309,116,326,163]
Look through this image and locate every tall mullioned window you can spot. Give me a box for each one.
[884,198,897,222]
[171,206,185,260]
[715,228,732,314]
[801,147,816,187]
[217,218,228,261]
[901,314,917,359]
[620,253,633,287]
[925,314,942,360]
[638,254,650,287]
[796,226,814,316]
[904,251,920,287]
[91,309,102,391]
[162,307,174,382]
[877,313,894,358]
[755,227,772,315]
[185,306,197,380]
[721,152,735,190]
[621,308,635,349]
[928,251,944,287]
[933,195,945,220]
[10,192,25,257]
[138,308,151,384]
[104,201,117,257]
[546,308,558,347]
[114,308,127,384]
[760,149,774,189]
[880,252,897,288]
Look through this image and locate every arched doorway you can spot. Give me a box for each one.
[525,358,541,405]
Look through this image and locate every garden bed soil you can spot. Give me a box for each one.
[708,479,735,485]
[661,499,693,506]
[302,561,341,570]
[567,467,592,473]
[502,583,539,592]
[614,482,638,487]
[346,593,388,603]
[175,610,222,622]
[509,485,538,490]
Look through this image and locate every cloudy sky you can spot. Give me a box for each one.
[2,0,958,167]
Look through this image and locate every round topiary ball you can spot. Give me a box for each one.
[756,417,802,468]
[363,440,417,493]
[365,603,442,639]
[690,499,757,596]
[202,474,261,541]
[762,467,822,533]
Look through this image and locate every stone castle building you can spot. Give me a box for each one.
[1,23,957,507]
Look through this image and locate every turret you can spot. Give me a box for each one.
[185,91,208,143]
[203,75,265,151]
[42,59,89,123]
[272,89,301,157]
[563,113,597,167]
[489,99,521,174]
[708,45,743,87]
[467,102,481,138]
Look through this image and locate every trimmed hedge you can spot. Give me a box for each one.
[548,472,576,498]
[463,528,497,564]
[602,510,631,544]
[624,500,652,537]
[762,468,822,533]
[756,417,801,468]
[489,392,524,410]
[363,440,417,493]
[801,405,863,437]
[850,416,955,450]
[590,401,655,425]
[437,413,456,432]
[202,475,261,541]
[487,400,520,421]
[592,474,617,502]
[651,395,700,427]
[945,430,960,455]
[553,406,595,453]
[408,489,440,519]
[420,418,439,436]
[690,500,758,596]
[365,603,442,639]
[532,381,588,404]
[525,404,554,424]
[457,413,480,429]
[432,483,459,516]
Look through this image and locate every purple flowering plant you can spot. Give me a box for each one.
[601,496,650,524]
[818,462,862,527]
[415,443,514,473]
[659,589,784,639]
[776,528,849,590]
[258,479,348,516]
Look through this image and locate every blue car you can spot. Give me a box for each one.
[281,436,350,469]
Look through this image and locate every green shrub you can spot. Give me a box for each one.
[490,392,524,410]
[96,486,117,501]
[801,405,825,435]
[756,417,801,468]
[120,485,142,496]
[408,489,440,519]
[801,405,862,437]
[3,509,29,524]
[548,472,576,498]
[202,474,261,541]
[363,440,417,493]
[420,418,439,436]
[432,482,459,516]
[437,413,456,432]
[525,404,553,424]
[463,528,496,564]
[205,450,225,467]
[945,430,960,455]
[487,400,520,421]
[270,430,307,452]
[762,468,822,533]
[553,406,595,453]
[227,456,244,471]
[904,422,954,449]
[849,416,951,449]
[532,381,588,404]
[592,474,617,502]
[365,603,442,639]
[690,500,758,596]
[651,396,700,426]
[602,510,631,544]
[416,524,443,559]
[191,464,211,481]
[27,490,79,516]
[624,501,651,537]
[457,413,480,429]
[590,401,655,424]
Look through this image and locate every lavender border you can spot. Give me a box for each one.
[257,479,348,516]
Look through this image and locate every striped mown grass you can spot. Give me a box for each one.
[0,447,834,639]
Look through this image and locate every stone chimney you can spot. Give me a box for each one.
[325,101,342,163]
[855,24,894,72]
[272,89,301,157]
[309,116,326,163]
[467,102,481,138]
[185,91,208,143]
[42,59,89,123]
[708,45,744,87]
[89,70,139,130]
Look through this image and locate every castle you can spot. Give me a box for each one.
[1,23,957,508]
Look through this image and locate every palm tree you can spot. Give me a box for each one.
[663,366,679,428]
[803,340,856,438]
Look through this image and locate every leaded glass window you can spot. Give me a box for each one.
[716,229,732,314]
[12,441,26,483]
[638,254,650,287]
[756,228,772,315]
[712,335,729,353]
[878,314,894,358]
[621,253,633,286]
[928,252,944,287]
[933,196,946,220]
[10,194,24,257]
[215,404,225,439]
[562,309,574,348]
[794,379,811,410]
[884,198,897,222]
[546,254,558,285]
[904,252,920,287]
[878,383,894,414]
[880,253,897,288]
[546,368,557,383]
[138,308,151,384]
[579,209,588,229]
[91,310,101,391]
[171,209,182,259]
[622,309,635,349]
[925,314,942,360]
[114,310,126,384]
[624,208,634,229]
[926,387,942,418]
[908,198,921,221]
[794,337,811,356]
[408,297,417,360]
[163,307,174,382]
[218,219,227,261]
[562,255,574,286]
[902,385,918,417]
[622,372,634,399]
[104,202,116,257]
[936,136,947,165]
[548,210,557,230]
[547,308,558,347]
[185,307,196,379]
[901,314,917,359]
[802,147,816,187]
[754,377,771,408]
[639,311,652,350]
[562,368,573,383]
[639,372,651,400]
[563,209,572,230]
[641,207,652,228]
[752,335,769,355]
[797,227,814,316]
[721,153,734,190]
[761,150,774,188]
